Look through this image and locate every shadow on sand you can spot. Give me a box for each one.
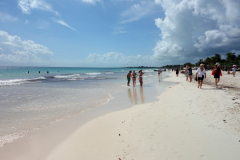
[202,88,226,90]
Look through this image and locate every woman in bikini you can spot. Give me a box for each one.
[131,70,138,87]
[139,70,144,86]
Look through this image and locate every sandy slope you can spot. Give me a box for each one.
[47,72,240,160]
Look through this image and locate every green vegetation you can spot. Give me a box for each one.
[162,52,240,69]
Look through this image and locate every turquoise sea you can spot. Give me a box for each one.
[0,66,128,85]
[0,66,170,147]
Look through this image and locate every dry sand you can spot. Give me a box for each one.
[46,72,240,160]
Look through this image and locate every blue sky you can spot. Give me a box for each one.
[0,0,240,67]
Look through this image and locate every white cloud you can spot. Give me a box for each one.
[0,12,18,22]
[52,19,77,31]
[79,52,155,67]
[0,30,53,63]
[111,27,126,35]
[25,19,28,24]
[81,0,102,4]
[153,0,240,63]
[18,0,59,16]
[121,0,156,23]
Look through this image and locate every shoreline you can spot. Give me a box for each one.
[47,72,240,160]
[0,73,173,160]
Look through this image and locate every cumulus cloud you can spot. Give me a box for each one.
[52,19,77,31]
[153,0,240,63]
[0,30,53,63]
[18,0,59,15]
[121,0,156,23]
[0,12,18,22]
[79,52,155,67]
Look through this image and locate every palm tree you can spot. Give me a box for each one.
[226,52,236,65]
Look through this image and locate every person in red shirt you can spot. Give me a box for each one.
[212,62,222,88]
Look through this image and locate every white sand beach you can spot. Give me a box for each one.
[45,72,240,160]
[2,0,240,159]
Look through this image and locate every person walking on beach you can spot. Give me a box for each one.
[195,64,206,89]
[184,66,189,81]
[212,63,222,88]
[158,69,161,82]
[139,70,144,87]
[131,70,138,87]
[176,68,179,77]
[232,65,237,77]
[188,66,193,82]
[127,70,132,86]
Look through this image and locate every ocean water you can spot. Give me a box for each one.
[0,66,161,147]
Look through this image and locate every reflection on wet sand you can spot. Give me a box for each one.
[133,87,138,104]
[140,87,145,103]
[127,87,145,104]
[127,88,133,103]
[158,74,162,82]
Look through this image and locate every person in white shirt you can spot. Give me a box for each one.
[232,65,237,77]
[195,64,206,89]
[185,66,189,81]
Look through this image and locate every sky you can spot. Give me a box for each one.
[0,0,240,67]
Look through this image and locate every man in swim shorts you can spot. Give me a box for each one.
[127,70,132,86]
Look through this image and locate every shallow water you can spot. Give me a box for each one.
[0,67,163,146]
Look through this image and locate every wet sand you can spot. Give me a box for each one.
[46,72,240,160]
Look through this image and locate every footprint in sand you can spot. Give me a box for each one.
[200,155,205,158]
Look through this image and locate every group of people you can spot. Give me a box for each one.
[189,63,237,89]
[127,64,237,89]
[127,70,144,87]
[177,63,237,89]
